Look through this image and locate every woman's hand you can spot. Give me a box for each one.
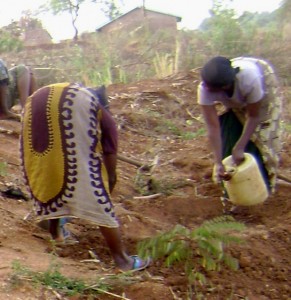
[231,147,245,166]
[214,162,232,182]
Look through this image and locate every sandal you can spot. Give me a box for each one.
[128,255,151,272]
[51,224,79,246]
[54,234,79,246]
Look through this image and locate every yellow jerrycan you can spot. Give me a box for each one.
[222,153,269,206]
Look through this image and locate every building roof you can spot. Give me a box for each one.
[96,6,182,32]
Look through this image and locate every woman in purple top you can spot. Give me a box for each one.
[197,56,282,192]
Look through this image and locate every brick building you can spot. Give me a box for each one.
[96,7,182,35]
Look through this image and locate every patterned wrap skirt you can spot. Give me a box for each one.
[224,58,283,192]
[20,82,119,228]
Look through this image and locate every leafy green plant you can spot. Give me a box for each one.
[134,176,195,196]
[0,31,23,52]
[10,259,145,298]
[154,119,206,140]
[0,161,7,176]
[153,52,175,78]
[138,216,246,290]
[281,121,291,133]
[182,128,206,140]
[11,260,87,296]
[10,260,118,297]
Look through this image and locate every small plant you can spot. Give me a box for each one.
[179,128,206,140]
[154,119,206,140]
[138,216,246,294]
[134,164,196,196]
[281,121,291,133]
[11,260,89,296]
[0,161,7,176]
[10,260,142,298]
[153,52,175,78]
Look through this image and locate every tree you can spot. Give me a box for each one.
[0,12,47,52]
[199,0,246,56]
[0,25,23,52]
[19,13,45,30]
[45,0,86,41]
[43,0,123,41]
[97,0,123,21]
[278,0,291,20]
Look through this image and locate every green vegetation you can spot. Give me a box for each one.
[153,52,175,79]
[134,174,195,196]
[11,259,140,298]
[12,260,88,296]
[0,29,23,52]
[0,161,7,176]
[10,216,245,298]
[138,215,246,297]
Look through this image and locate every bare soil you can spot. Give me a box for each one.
[0,71,290,299]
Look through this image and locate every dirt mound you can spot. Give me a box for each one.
[0,71,290,299]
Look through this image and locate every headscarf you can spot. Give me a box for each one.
[201,56,239,88]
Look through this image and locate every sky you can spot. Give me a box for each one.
[0,0,281,42]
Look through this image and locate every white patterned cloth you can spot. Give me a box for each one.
[21,83,119,227]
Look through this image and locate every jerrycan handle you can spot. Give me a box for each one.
[222,153,248,178]
[224,166,237,178]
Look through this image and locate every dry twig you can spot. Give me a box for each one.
[87,286,131,300]
[133,193,162,200]
[277,173,291,183]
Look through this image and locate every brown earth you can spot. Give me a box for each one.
[0,71,290,300]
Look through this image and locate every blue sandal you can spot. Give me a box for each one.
[58,224,79,245]
[130,255,151,272]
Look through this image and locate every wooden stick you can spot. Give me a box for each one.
[117,154,157,171]
[117,154,144,168]
[89,287,131,300]
[277,173,291,184]
[277,180,291,187]
[133,193,162,200]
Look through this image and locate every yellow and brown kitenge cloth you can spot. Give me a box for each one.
[232,58,282,191]
[198,56,283,193]
[20,83,119,227]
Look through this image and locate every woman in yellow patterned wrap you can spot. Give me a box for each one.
[20,82,150,272]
